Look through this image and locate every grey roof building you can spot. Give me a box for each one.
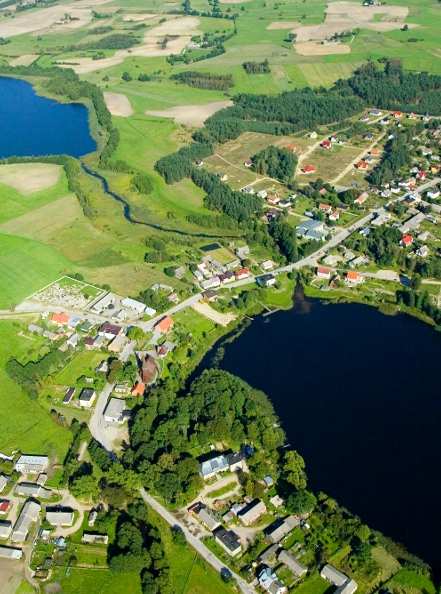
[11,501,41,542]
[336,579,358,594]
[46,508,75,527]
[297,220,327,241]
[265,515,300,544]
[82,532,109,545]
[15,482,52,499]
[0,520,12,538]
[199,454,229,479]
[237,499,267,526]
[213,527,241,556]
[196,506,221,532]
[320,564,349,586]
[0,546,23,560]
[0,474,8,493]
[104,398,127,424]
[15,455,49,475]
[278,549,308,578]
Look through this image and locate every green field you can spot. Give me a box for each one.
[0,321,69,458]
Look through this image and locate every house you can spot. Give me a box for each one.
[154,316,174,334]
[401,234,414,247]
[320,565,348,587]
[257,274,276,288]
[15,455,49,475]
[261,260,275,271]
[416,170,427,181]
[392,111,403,119]
[219,271,235,284]
[63,387,75,404]
[279,199,292,209]
[258,566,287,594]
[235,268,251,281]
[202,289,218,303]
[297,220,327,241]
[369,109,382,116]
[244,159,253,168]
[278,549,308,578]
[28,324,43,335]
[104,398,127,424]
[0,500,11,515]
[329,210,340,222]
[196,506,221,531]
[345,271,363,285]
[427,189,440,199]
[259,543,280,565]
[199,454,229,480]
[66,333,79,349]
[50,312,69,326]
[78,388,96,408]
[370,147,380,157]
[121,297,146,316]
[349,256,369,269]
[92,293,115,313]
[302,164,316,174]
[355,160,368,170]
[141,355,158,385]
[226,452,246,472]
[201,276,221,290]
[98,322,122,340]
[15,482,52,499]
[257,190,268,199]
[354,192,368,206]
[319,203,332,214]
[0,546,22,560]
[131,382,145,397]
[265,516,300,544]
[46,508,74,527]
[316,266,332,280]
[0,521,12,538]
[81,532,109,545]
[237,499,267,526]
[416,245,429,258]
[11,501,40,543]
[0,474,8,493]
[321,139,332,150]
[267,194,281,206]
[213,527,241,556]
[336,580,358,594]
[236,245,250,259]
[400,213,425,233]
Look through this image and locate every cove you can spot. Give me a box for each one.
[201,293,441,570]
[0,76,96,158]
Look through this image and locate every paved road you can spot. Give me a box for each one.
[331,131,386,185]
[88,382,116,452]
[139,293,202,332]
[139,489,257,594]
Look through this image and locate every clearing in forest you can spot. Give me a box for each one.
[0,163,62,195]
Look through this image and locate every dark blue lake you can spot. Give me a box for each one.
[0,76,96,158]
[203,294,441,571]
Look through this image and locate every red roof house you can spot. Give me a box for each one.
[131,382,146,397]
[319,203,332,214]
[235,268,251,281]
[345,271,363,285]
[401,234,414,247]
[321,139,332,150]
[302,164,316,174]
[50,312,69,326]
[355,160,369,170]
[0,499,11,513]
[154,316,174,334]
[316,266,332,279]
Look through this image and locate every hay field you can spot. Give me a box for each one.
[0,163,62,195]
[146,100,232,128]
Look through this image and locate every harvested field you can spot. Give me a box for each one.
[295,41,350,56]
[294,1,411,42]
[9,54,39,66]
[0,163,61,195]
[65,16,200,74]
[146,100,232,128]
[0,0,112,38]
[122,13,157,22]
[192,302,236,327]
[104,92,133,117]
[267,21,300,30]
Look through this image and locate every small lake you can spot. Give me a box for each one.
[0,76,96,159]
[202,294,441,570]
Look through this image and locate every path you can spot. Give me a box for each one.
[139,489,257,594]
[331,132,386,185]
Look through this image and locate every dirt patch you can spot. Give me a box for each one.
[122,13,157,22]
[192,301,236,326]
[63,15,200,74]
[295,41,351,55]
[293,1,411,42]
[104,92,133,117]
[9,54,38,66]
[0,0,112,38]
[267,21,300,30]
[146,100,233,128]
[0,559,24,594]
[0,163,62,195]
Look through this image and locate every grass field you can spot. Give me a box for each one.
[0,321,69,458]
[47,568,142,594]
[54,351,105,386]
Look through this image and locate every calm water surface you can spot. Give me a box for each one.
[0,76,95,158]
[211,294,441,569]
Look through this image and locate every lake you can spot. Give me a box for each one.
[206,293,441,570]
[0,76,96,158]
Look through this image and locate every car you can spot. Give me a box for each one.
[220,567,233,582]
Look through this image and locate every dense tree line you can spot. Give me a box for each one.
[252,145,297,184]
[6,348,68,399]
[346,225,402,266]
[367,127,418,186]
[243,59,270,74]
[397,288,441,326]
[78,33,139,50]
[131,172,153,194]
[269,219,298,262]
[171,71,233,90]
[154,142,213,184]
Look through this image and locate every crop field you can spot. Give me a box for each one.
[0,322,69,458]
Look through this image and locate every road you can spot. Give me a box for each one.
[331,132,386,185]
[139,489,257,594]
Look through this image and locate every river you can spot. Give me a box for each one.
[201,292,441,570]
[0,76,95,158]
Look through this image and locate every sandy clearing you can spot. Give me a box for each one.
[62,15,200,74]
[267,21,300,30]
[293,1,411,42]
[104,92,133,117]
[0,0,112,38]
[9,54,38,66]
[0,163,62,195]
[122,13,157,22]
[146,100,233,128]
[295,41,351,56]
[192,301,236,327]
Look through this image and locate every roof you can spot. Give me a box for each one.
[51,312,69,325]
[99,322,121,336]
[142,355,158,385]
[213,527,241,553]
[278,549,307,577]
[15,455,48,471]
[317,266,331,275]
[0,500,11,512]
[0,546,22,560]
[320,564,348,586]
[46,509,74,526]
[0,475,8,491]
[402,234,414,245]
[237,499,266,525]
[346,271,361,281]
[265,516,300,543]
[196,507,221,531]
[336,579,358,594]
[79,388,95,402]
[303,164,316,172]
[131,382,146,396]
[200,454,229,477]
[11,500,41,542]
[82,532,108,544]
[104,398,126,422]
[15,482,51,498]
[154,316,174,333]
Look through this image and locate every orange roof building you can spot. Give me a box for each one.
[154,315,174,334]
[355,160,369,170]
[131,382,146,397]
[50,312,69,325]
[302,164,316,174]
[345,271,363,284]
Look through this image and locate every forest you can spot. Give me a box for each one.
[171,70,233,90]
[251,145,297,184]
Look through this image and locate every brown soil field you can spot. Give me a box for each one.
[104,92,133,117]
[122,13,157,22]
[64,15,200,74]
[146,100,233,128]
[295,41,351,55]
[294,1,410,42]
[0,163,62,195]
[267,21,300,30]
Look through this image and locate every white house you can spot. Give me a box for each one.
[15,455,49,475]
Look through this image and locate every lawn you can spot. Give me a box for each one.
[0,321,69,459]
[386,568,436,594]
[48,567,142,594]
[54,351,105,386]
